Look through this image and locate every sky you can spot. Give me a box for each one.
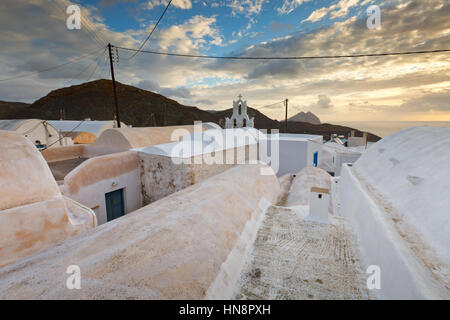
[0,0,449,122]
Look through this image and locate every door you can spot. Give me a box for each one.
[105,188,125,222]
[313,151,319,167]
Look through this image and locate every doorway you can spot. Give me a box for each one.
[313,151,319,167]
[105,188,125,222]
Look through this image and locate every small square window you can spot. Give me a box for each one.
[318,194,322,199]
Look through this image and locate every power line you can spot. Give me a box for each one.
[0,46,106,82]
[116,46,450,60]
[84,50,106,82]
[50,0,107,48]
[41,119,86,151]
[97,53,110,79]
[61,48,107,87]
[127,0,173,60]
[258,100,285,109]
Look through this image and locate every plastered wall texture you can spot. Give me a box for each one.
[0,164,280,299]
[138,145,254,205]
[0,131,96,268]
[88,125,202,157]
[62,151,141,225]
[42,144,87,163]
[42,125,202,163]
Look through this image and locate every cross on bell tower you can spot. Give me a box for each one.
[224,95,255,129]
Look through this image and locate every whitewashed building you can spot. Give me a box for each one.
[225,95,255,129]
[339,126,450,299]
[260,133,323,177]
[0,119,70,148]
[47,120,127,144]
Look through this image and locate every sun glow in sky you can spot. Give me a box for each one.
[0,0,449,122]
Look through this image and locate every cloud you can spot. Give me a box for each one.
[136,79,192,98]
[0,0,449,122]
[146,0,192,10]
[156,15,223,52]
[302,7,333,23]
[315,95,334,109]
[400,90,450,112]
[269,21,294,32]
[330,0,361,19]
[302,0,364,23]
[227,0,266,17]
[277,0,311,15]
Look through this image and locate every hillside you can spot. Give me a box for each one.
[0,79,381,142]
[281,121,380,142]
[288,111,321,124]
[0,100,29,118]
[4,79,217,127]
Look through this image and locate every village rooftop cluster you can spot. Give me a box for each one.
[0,95,448,300]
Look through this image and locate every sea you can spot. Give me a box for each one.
[332,121,450,138]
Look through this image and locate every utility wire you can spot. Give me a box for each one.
[61,48,107,87]
[258,100,285,109]
[0,46,106,82]
[97,53,110,79]
[41,119,86,151]
[50,0,107,48]
[84,50,106,82]
[127,0,173,60]
[116,46,450,60]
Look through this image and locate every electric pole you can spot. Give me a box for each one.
[285,98,288,133]
[108,43,121,128]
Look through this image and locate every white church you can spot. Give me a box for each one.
[225,95,255,129]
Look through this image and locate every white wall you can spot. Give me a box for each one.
[334,152,362,176]
[339,164,448,299]
[62,152,142,225]
[63,169,141,225]
[309,191,330,223]
[16,120,60,148]
[261,134,322,177]
[0,164,280,300]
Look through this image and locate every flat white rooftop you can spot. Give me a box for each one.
[262,133,323,141]
[137,128,259,158]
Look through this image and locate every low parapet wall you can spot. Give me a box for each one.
[0,164,280,299]
[0,131,97,268]
[340,164,449,299]
[62,151,141,225]
[42,145,87,163]
[0,196,97,268]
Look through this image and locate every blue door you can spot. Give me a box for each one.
[313,151,319,167]
[105,189,125,222]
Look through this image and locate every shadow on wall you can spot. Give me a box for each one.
[0,130,96,268]
[0,163,280,299]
